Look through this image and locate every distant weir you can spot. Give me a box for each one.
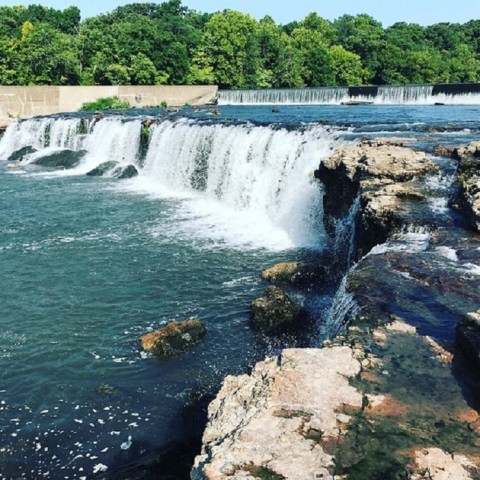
[218,83,480,105]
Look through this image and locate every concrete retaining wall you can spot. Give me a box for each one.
[0,85,218,120]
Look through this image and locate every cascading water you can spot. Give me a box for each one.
[218,84,480,105]
[138,119,343,249]
[0,115,346,250]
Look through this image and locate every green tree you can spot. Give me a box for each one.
[196,10,263,88]
[330,45,365,86]
[333,14,385,82]
[291,27,334,86]
[130,53,157,85]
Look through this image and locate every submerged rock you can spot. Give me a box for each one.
[7,145,37,162]
[32,149,86,168]
[250,286,307,333]
[191,347,363,480]
[86,161,119,176]
[139,319,206,358]
[112,164,138,179]
[457,310,480,370]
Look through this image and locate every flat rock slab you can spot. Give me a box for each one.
[192,347,362,480]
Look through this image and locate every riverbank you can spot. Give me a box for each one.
[192,138,480,479]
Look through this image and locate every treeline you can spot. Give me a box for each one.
[1,0,480,88]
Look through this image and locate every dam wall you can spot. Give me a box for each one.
[0,85,218,122]
[218,83,480,105]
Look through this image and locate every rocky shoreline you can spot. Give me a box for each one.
[191,139,480,479]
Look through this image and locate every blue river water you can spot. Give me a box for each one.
[0,105,479,478]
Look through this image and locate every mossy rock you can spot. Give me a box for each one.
[250,286,307,333]
[140,319,206,358]
[32,149,86,168]
[86,161,119,177]
[8,146,37,162]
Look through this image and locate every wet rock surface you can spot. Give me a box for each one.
[139,319,206,358]
[250,286,307,333]
[114,164,139,179]
[7,145,36,162]
[86,160,119,176]
[457,310,480,371]
[32,149,86,168]
[315,139,437,252]
[434,140,480,232]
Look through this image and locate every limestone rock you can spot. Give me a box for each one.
[139,319,206,358]
[32,149,86,168]
[261,262,303,284]
[250,286,307,333]
[314,140,436,249]
[317,140,436,184]
[86,161,119,176]
[191,347,363,480]
[410,447,477,480]
[456,310,480,370]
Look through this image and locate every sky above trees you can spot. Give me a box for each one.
[1,1,479,88]
[1,0,480,26]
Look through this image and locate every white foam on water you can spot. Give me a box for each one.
[121,119,342,251]
[435,246,459,262]
[369,227,431,255]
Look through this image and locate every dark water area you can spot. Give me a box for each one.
[0,105,479,478]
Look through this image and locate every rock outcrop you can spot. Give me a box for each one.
[457,310,480,370]
[250,286,307,333]
[433,140,480,232]
[191,347,363,480]
[139,319,206,358]
[315,139,437,253]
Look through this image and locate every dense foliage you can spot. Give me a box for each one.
[0,1,479,88]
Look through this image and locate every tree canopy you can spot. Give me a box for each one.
[0,2,479,88]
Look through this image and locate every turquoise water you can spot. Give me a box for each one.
[1,105,480,478]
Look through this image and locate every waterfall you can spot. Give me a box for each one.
[218,87,350,105]
[140,119,343,249]
[322,273,360,338]
[0,115,347,250]
[218,83,480,105]
[0,116,142,174]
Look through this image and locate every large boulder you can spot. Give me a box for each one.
[86,161,119,176]
[139,319,206,358]
[250,286,307,333]
[8,146,37,162]
[456,310,480,370]
[32,149,86,168]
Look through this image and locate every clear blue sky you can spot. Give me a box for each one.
[2,0,480,26]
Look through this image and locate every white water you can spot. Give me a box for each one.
[135,119,343,250]
[218,85,480,105]
[0,116,346,251]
